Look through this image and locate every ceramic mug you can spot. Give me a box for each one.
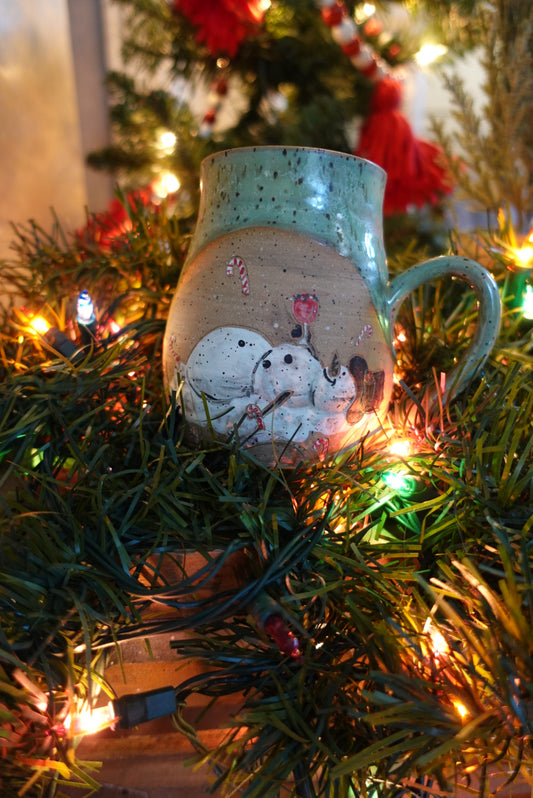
[163,147,501,464]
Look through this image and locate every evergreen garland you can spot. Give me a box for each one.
[0,191,532,796]
[1,1,533,796]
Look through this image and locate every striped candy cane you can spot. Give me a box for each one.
[355,323,373,347]
[227,255,250,295]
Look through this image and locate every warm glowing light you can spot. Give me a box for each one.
[388,438,411,458]
[29,316,51,335]
[12,668,48,712]
[109,319,121,335]
[69,702,116,735]
[355,3,376,23]
[522,284,533,320]
[152,172,181,198]
[513,244,533,268]
[415,43,448,67]
[429,629,450,659]
[453,699,468,720]
[157,130,177,153]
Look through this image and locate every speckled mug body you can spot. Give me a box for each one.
[164,146,396,464]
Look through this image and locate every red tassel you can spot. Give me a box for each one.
[355,78,453,215]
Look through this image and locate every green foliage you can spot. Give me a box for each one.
[432,0,533,229]
[0,193,532,796]
[90,0,486,189]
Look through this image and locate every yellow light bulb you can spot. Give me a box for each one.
[69,702,116,735]
[415,43,448,67]
[452,699,468,720]
[157,130,177,153]
[389,438,411,458]
[513,245,533,268]
[29,316,51,335]
[152,172,181,199]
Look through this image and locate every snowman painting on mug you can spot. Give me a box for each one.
[167,301,384,457]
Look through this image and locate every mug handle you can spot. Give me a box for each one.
[387,255,501,405]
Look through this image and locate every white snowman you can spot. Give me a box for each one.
[180,326,357,443]
[253,343,323,407]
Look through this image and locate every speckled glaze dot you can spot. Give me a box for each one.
[164,147,501,467]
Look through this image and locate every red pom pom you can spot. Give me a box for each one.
[77,190,153,251]
[359,58,379,80]
[356,78,454,215]
[321,1,345,27]
[363,18,382,38]
[341,37,362,58]
[203,109,217,125]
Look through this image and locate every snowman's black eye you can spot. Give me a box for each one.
[262,359,272,369]
[284,354,293,364]
[238,339,246,347]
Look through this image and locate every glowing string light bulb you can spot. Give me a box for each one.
[29,316,51,335]
[382,470,416,495]
[76,289,98,345]
[415,42,448,67]
[522,284,533,320]
[156,129,177,154]
[152,172,181,199]
[388,437,412,458]
[66,686,177,737]
[506,226,533,311]
[452,699,468,720]
[68,701,116,735]
[23,311,80,359]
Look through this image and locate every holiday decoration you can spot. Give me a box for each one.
[70,686,177,734]
[172,0,267,57]
[76,289,98,345]
[316,0,454,214]
[163,146,500,465]
[2,2,533,797]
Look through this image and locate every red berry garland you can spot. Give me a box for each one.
[317,0,453,214]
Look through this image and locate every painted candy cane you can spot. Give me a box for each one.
[168,334,181,365]
[246,403,265,430]
[227,255,250,295]
[355,324,373,348]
